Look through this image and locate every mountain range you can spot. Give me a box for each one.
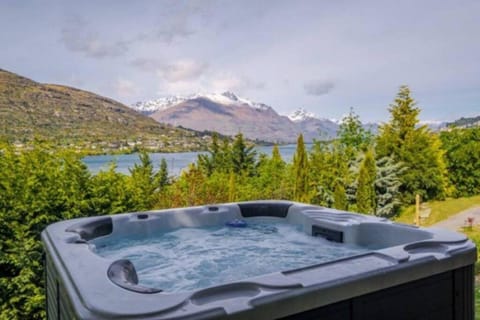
[132,92,463,143]
[2,68,474,151]
[0,69,211,152]
[132,92,339,143]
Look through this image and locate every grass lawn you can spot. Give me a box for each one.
[394,194,480,226]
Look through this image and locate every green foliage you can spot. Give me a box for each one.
[228,171,237,202]
[376,85,448,203]
[128,151,158,211]
[292,134,310,202]
[333,182,347,210]
[309,141,351,207]
[440,127,480,197]
[198,134,224,174]
[338,107,373,152]
[252,145,290,199]
[356,150,376,214]
[231,133,256,176]
[197,133,255,176]
[89,163,134,215]
[157,158,169,188]
[0,145,92,319]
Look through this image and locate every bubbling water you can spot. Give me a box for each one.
[92,221,368,292]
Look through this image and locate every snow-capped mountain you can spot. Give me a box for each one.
[145,92,298,143]
[132,91,272,115]
[131,96,188,115]
[132,93,340,143]
[288,108,317,122]
[287,108,339,140]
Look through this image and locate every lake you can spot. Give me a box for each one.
[83,144,304,176]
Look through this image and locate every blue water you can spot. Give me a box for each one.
[92,221,367,292]
[83,144,303,175]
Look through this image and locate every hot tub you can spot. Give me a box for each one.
[42,201,476,319]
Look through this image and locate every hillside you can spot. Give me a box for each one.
[0,69,211,152]
[447,115,480,128]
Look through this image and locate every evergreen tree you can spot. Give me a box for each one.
[231,133,256,175]
[338,107,372,152]
[375,156,404,217]
[333,182,347,210]
[309,141,350,207]
[292,134,310,202]
[128,151,157,210]
[376,85,448,203]
[198,133,222,174]
[254,145,288,199]
[356,149,376,214]
[157,158,169,188]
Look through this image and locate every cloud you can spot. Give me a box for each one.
[132,58,208,82]
[130,58,164,72]
[156,71,265,97]
[210,73,265,93]
[60,16,129,58]
[157,60,209,82]
[304,79,335,96]
[135,1,208,44]
[153,16,194,43]
[114,79,138,98]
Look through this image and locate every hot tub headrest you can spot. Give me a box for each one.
[238,202,293,218]
[66,217,113,241]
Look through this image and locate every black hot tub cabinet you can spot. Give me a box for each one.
[42,201,476,320]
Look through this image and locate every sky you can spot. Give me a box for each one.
[1,0,479,123]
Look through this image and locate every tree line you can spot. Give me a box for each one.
[1,85,479,319]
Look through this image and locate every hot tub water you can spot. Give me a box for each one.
[92,221,368,292]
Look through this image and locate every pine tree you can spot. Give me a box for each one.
[375,156,404,217]
[338,107,372,152]
[376,85,448,203]
[356,149,376,214]
[128,151,157,210]
[231,133,256,175]
[254,145,288,199]
[309,141,350,207]
[333,182,347,210]
[157,158,169,188]
[198,133,222,174]
[292,134,309,202]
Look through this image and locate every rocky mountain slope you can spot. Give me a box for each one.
[133,93,339,143]
[0,69,211,152]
